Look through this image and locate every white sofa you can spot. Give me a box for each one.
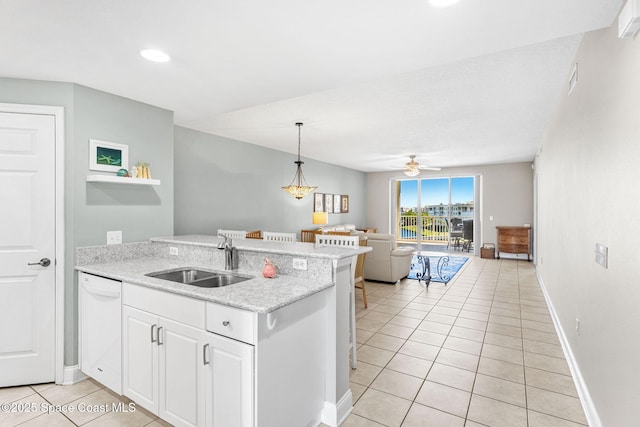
[363,233,415,283]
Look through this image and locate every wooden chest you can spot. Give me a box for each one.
[496,226,531,261]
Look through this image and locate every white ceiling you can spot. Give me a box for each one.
[0,0,623,172]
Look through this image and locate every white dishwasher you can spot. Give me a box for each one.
[79,272,122,394]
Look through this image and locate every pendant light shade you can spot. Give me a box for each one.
[282,122,317,199]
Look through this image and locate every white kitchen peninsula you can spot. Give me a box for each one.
[76,235,370,427]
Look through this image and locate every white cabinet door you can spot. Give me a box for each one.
[206,333,254,427]
[159,318,206,427]
[122,306,159,414]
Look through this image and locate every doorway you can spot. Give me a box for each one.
[396,176,475,253]
[0,103,65,386]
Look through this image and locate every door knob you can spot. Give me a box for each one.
[28,258,51,267]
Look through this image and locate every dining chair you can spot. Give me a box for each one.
[300,229,321,243]
[315,234,359,248]
[217,229,247,239]
[246,230,262,239]
[354,237,368,308]
[262,231,297,242]
[315,234,360,369]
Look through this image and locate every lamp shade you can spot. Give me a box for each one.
[312,211,328,225]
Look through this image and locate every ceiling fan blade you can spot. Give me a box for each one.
[421,166,441,171]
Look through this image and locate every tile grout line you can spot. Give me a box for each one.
[355,256,493,425]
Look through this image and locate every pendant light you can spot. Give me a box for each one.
[282,122,317,199]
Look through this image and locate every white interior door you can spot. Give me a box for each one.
[0,111,56,387]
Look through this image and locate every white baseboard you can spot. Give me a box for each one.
[61,365,87,385]
[321,389,353,427]
[536,271,602,427]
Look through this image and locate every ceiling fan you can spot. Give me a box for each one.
[403,155,441,176]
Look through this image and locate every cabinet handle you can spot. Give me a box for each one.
[157,326,163,345]
[151,324,157,343]
[222,321,230,327]
[203,344,210,365]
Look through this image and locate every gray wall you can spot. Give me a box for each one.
[365,163,534,248]
[174,126,366,237]
[535,23,640,426]
[0,78,174,365]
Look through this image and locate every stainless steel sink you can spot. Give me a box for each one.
[146,268,252,288]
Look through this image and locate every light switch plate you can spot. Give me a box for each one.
[595,243,608,268]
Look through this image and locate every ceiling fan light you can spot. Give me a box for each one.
[404,154,421,176]
[404,167,421,177]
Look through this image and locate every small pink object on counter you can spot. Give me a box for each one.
[262,258,276,278]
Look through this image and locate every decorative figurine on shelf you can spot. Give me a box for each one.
[135,162,151,179]
[117,168,129,177]
[130,166,138,178]
[262,258,276,278]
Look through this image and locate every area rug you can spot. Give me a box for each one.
[407,254,468,284]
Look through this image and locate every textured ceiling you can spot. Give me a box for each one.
[0,0,624,171]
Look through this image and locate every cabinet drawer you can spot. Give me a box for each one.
[499,244,528,254]
[123,283,205,328]
[508,229,529,238]
[206,303,256,345]
[499,236,529,244]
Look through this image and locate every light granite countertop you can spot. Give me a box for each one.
[76,257,333,314]
[76,234,371,314]
[151,234,371,258]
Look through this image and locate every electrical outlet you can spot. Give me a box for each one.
[292,258,308,270]
[170,247,179,256]
[106,230,122,245]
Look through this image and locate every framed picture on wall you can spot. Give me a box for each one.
[89,139,129,173]
[340,195,349,213]
[314,193,324,212]
[324,193,333,213]
[333,194,341,213]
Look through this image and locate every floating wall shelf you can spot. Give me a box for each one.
[86,174,161,186]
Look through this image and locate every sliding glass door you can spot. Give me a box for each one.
[397,176,475,252]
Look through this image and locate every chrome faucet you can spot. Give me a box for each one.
[217,235,237,270]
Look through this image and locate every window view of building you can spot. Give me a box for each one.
[397,177,474,251]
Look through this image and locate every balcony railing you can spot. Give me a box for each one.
[397,215,470,243]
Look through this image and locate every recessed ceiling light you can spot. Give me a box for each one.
[429,0,461,8]
[140,49,171,63]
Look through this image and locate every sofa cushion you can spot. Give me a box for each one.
[365,233,397,249]
[319,224,359,234]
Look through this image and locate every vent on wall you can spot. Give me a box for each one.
[619,0,640,38]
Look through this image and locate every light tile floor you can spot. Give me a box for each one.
[0,378,170,426]
[345,255,588,427]
[0,256,588,427]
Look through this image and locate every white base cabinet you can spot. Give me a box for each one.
[206,332,254,427]
[122,305,207,427]
[119,282,325,427]
[122,284,208,427]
